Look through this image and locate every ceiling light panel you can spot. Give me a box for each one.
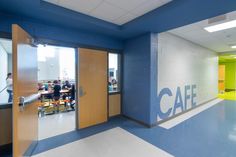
[89,2,126,22]
[204,20,236,32]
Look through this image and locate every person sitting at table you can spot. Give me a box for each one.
[53,80,61,110]
[62,80,71,89]
[69,84,75,110]
[58,79,62,85]
[62,93,69,108]
[46,81,53,91]
[38,83,44,91]
[61,80,71,108]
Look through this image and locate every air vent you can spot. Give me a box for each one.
[208,14,227,24]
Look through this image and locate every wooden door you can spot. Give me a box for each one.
[12,25,39,157]
[78,48,108,129]
[219,65,225,92]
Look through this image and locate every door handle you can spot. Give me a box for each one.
[19,96,25,112]
[79,86,86,97]
[18,94,40,112]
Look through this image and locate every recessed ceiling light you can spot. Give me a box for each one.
[204,20,236,32]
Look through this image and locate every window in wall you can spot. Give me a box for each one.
[37,45,75,82]
[108,53,120,93]
[0,38,12,104]
[59,47,75,81]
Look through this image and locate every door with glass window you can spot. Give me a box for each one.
[12,24,39,157]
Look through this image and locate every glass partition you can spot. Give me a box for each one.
[108,53,120,93]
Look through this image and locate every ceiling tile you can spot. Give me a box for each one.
[90,2,127,22]
[58,0,103,14]
[113,13,137,25]
[228,11,236,20]
[131,0,171,16]
[105,0,147,11]
[168,11,236,53]
[43,0,172,25]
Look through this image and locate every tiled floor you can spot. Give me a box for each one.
[159,99,223,129]
[33,127,173,157]
[32,100,236,157]
[38,111,76,140]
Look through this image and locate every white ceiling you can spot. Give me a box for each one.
[0,39,12,54]
[169,11,236,53]
[43,0,172,25]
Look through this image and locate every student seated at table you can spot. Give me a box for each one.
[69,84,75,110]
[62,93,69,108]
[38,83,44,91]
[53,80,61,107]
[62,80,71,89]
[61,80,70,107]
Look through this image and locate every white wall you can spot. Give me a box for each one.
[59,48,75,80]
[7,54,12,73]
[157,32,218,121]
[38,50,60,81]
[38,46,75,81]
[0,45,8,103]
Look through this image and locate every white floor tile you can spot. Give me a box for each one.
[159,99,223,129]
[33,127,174,157]
[38,111,76,140]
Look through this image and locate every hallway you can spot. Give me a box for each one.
[1,1,236,157]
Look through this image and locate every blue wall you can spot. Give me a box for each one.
[123,1,236,127]
[0,13,123,50]
[122,33,151,125]
[150,34,158,125]
[122,33,159,126]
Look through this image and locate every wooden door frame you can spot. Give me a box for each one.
[106,52,109,119]
[75,49,79,129]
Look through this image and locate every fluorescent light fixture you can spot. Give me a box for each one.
[231,45,236,49]
[204,20,236,32]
